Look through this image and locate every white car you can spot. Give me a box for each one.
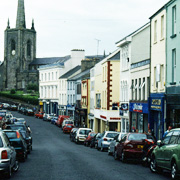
[75,128,92,144]
[0,131,19,178]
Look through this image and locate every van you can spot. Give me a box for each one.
[56,115,70,127]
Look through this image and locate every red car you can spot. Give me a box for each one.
[84,132,96,146]
[114,133,151,162]
[56,115,69,127]
[63,124,74,133]
[35,112,44,119]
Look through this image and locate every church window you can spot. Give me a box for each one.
[11,40,16,51]
[27,40,31,57]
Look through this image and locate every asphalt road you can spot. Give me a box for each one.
[2,111,171,180]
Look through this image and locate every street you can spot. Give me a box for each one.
[6,111,170,180]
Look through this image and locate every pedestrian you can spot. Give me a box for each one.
[163,126,172,138]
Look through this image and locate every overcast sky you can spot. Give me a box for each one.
[0,0,169,61]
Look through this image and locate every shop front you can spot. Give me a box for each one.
[75,108,87,127]
[149,93,165,140]
[166,93,180,129]
[129,102,149,133]
[66,105,75,119]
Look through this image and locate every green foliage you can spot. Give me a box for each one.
[0,91,39,105]
[10,89,16,94]
[27,83,39,92]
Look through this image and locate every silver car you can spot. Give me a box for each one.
[0,130,19,178]
[108,133,126,156]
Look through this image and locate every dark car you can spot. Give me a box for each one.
[70,128,78,142]
[84,132,96,146]
[114,133,151,162]
[90,133,102,148]
[20,130,32,153]
[24,109,34,116]
[3,130,28,161]
[18,107,26,114]
[9,104,18,111]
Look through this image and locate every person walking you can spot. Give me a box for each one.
[163,126,172,138]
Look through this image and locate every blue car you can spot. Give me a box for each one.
[51,117,58,125]
[97,131,119,152]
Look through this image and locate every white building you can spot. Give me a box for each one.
[38,50,85,115]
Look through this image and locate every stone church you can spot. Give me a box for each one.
[0,0,61,90]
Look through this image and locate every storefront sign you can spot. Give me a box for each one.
[150,99,162,111]
[129,103,148,114]
[39,101,43,106]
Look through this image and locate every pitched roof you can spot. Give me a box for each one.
[107,51,120,61]
[30,56,71,65]
[68,69,90,81]
[60,65,81,79]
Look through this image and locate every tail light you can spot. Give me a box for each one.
[1,150,8,159]
[104,138,107,141]
[16,131,20,138]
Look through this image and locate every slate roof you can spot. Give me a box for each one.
[85,55,105,61]
[68,69,90,81]
[60,65,81,79]
[30,56,71,65]
[107,51,120,61]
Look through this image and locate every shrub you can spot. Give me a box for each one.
[10,89,16,94]
[27,83,39,92]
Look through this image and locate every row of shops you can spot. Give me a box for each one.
[39,91,180,140]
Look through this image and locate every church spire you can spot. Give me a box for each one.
[31,19,35,30]
[7,18,10,29]
[16,0,26,29]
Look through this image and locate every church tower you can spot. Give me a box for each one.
[3,0,36,90]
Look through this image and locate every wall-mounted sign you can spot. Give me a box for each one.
[120,103,128,111]
[129,102,148,114]
[150,98,162,111]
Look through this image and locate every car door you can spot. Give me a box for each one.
[163,130,180,169]
[156,131,173,167]
[110,134,118,153]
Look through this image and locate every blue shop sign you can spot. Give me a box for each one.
[129,103,148,114]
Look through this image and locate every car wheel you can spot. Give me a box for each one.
[171,161,178,180]
[100,145,104,152]
[13,160,19,172]
[150,156,158,173]
[121,150,126,163]
[114,150,118,160]
[75,139,79,144]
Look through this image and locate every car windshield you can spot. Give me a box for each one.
[65,121,73,124]
[106,133,118,138]
[0,137,3,147]
[8,125,26,131]
[66,125,73,128]
[79,130,91,135]
[5,132,17,139]
[128,134,147,141]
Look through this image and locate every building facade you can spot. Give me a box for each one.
[149,6,166,140]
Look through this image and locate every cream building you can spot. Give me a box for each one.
[94,49,121,133]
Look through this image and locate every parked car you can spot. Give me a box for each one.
[62,120,74,129]
[56,115,70,127]
[97,131,119,151]
[108,133,126,155]
[150,128,180,179]
[84,132,96,146]
[24,109,34,116]
[75,128,92,144]
[70,128,78,142]
[114,133,153,162]
[0,130,19,178]
[90,133,103,148]
[9,104,18,111]
[43,114,54,121]
[63,124,74,133]
[51,117,58,125]
[2,103,10,109]
[3,130,28,162]
[35,112,44,119]
[20,130,32,153]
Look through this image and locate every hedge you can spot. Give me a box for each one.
[0,92,39,105]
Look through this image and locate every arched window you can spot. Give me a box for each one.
[27,40,31,57]
[11,40,15,51]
